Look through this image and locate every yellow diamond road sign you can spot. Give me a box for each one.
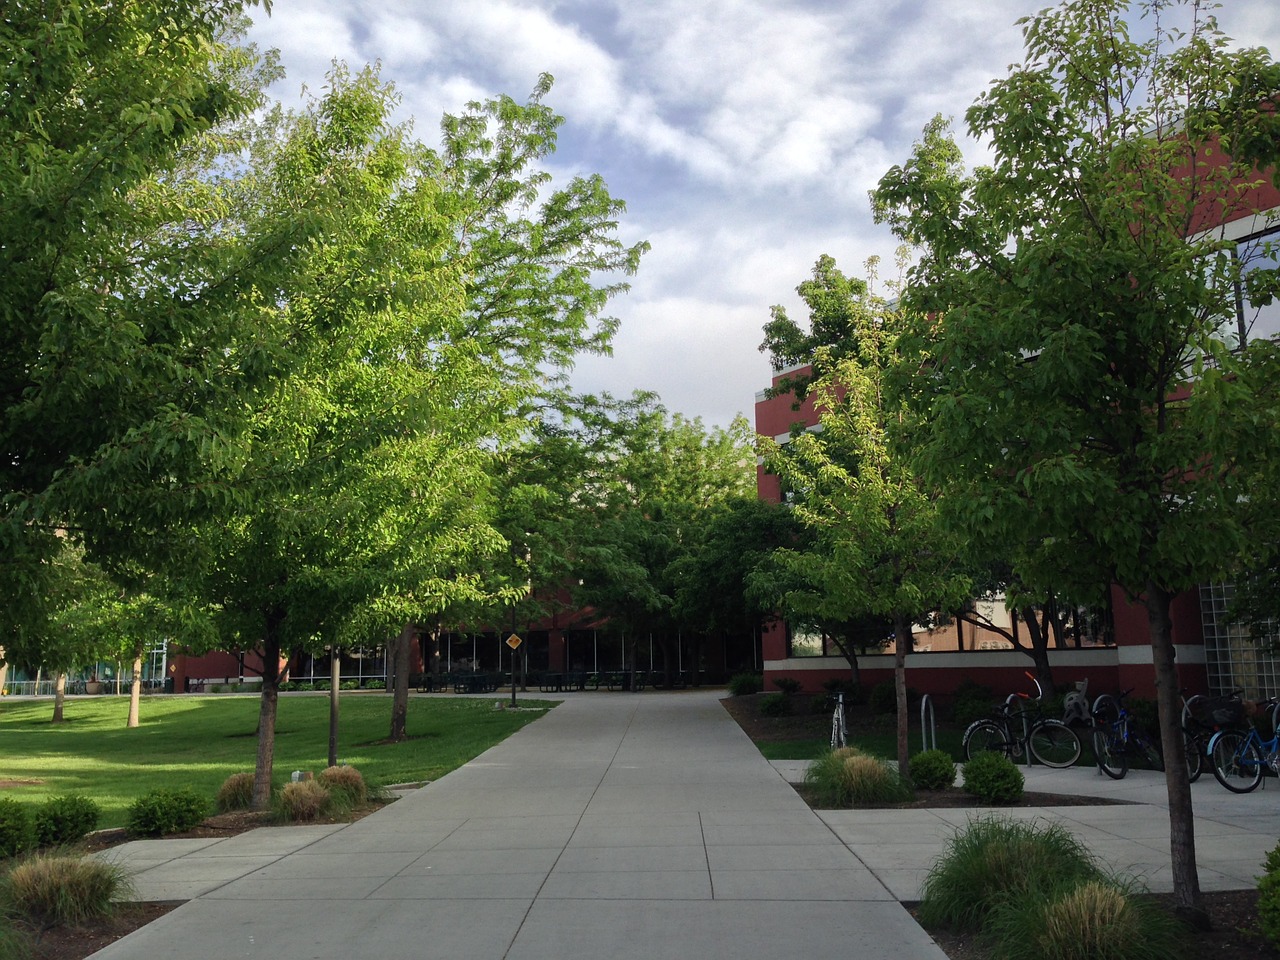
[505,633,523,650]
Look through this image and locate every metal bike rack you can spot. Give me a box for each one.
[920,694,937,753]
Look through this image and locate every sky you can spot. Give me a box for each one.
[247,0,1280,431]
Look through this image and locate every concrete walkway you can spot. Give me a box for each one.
[91,691,1280,959]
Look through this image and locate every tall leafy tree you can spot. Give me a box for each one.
[760,258,969,772]
[871,0,1280,919]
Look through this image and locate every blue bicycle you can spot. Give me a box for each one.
[1208,697,1280,793]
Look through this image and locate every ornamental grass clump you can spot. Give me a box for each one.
[1259,840,1280,948]
[804,746,912,807]
[277,780,329,822]
[918,816,1104,931]
[0,853,134,928]
[984,878,1185,960]
[215,773,255,813]
[318,766,367,805]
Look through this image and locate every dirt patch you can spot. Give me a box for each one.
[0,779,44,789]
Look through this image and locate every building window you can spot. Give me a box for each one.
[1234,228,1280,346]
[1200,582,1280,698]
[788,627,827,658]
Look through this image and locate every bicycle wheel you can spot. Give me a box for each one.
[1183,733,1203,783]
[1211,731,1263,793]
[1092,727,1128,779]
[963,719,1009,761]
[1029,720,1081,767]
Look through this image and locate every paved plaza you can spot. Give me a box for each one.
[91,690,1280,959]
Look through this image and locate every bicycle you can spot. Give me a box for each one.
[830,692,847,749]
[962,673,1081,767]
[1180,691,1248,783]
[1090,689,1170,780]
[1208,696,1280,793]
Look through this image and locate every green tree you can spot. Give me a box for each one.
[871,0,1280,918]
[760,258,969,772]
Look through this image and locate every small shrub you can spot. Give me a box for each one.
[318,766,367,805]
[822,677,865,705]
[918,816,1104,931]
[962,752,1024,804]
[727,673,764,696]
[949,679,997,727]
[909,749,956,791]
[0,800,33,859]
[126,788,207,837]
[215,773,255,813]
[1,852,134,927]
[278,681,298,692]
[363,679,386,690]
[758,692,792,717]
[841,754,914,805]
[1260,841,1280,948]
[804,746,911,806]
[984,877,1186,960]
[277,780,329,822]
[869,680,897,715]
[772,676,802,695]
[32,796,100,848]
[339,680,360,691]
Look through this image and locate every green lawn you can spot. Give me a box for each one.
[0,693,555,827]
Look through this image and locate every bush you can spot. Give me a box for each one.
[1259,841,1280,948]
[215,773,255,813]
[1,852,134,928]
[758,692,792,717]
[126,788,207,837]
[962,752,1024,804]
[804,746,912,807]
[362,679,386,690]
[918,816,1104,931]
[909,750,956,791]
[984,877,1186,960]
[949,679,996,727]
[771,676,802,695]
[727,673,764,696]
[277,780,329,822]
[339,680,360,691]
[32,796,100,848]
[869,680,897,715]
[822,677,865,705]
[318,766,367,805]
[0,801,33,860]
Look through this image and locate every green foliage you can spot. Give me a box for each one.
[215,774,255,813]
[727,673,764,696]
[909,750,956,791]
[984,878,1186,960]
[918,816,1103,931]
[125,789,207,837]
[758,693,792,717]
[0,802,33,859]
[803,747,912,807]
[277,781,330,822]
[32,797,99,848]
[362,680,385,690]
[0,914,29,960]
[338,681,360,691]
[949,679,997,727]
[772,676,802,695]
[318,766,367,805]
[962,753,1024,805]
[0,853,134,928]
[1259,841,1280,948]
[869,680,902,716]
[822,677,864,705]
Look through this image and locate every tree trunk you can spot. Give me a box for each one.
[51,671,66,724]
[894,613,910,775]
[388,622,414,742]
[1146,581,1206,926]
[251,619,283,810]
[1017,606,1055,698]
[328,645,340,768]
[127,648,143,728]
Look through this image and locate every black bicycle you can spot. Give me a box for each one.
[963,673,1081,768]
